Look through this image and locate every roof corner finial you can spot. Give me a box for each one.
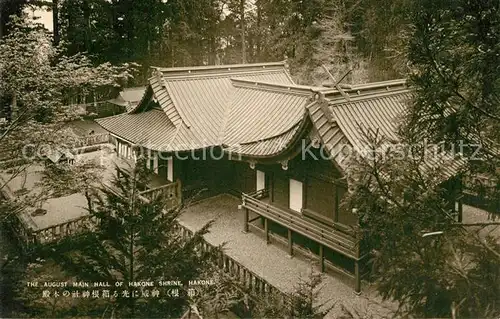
[321,64,351,101]
[317,91,326,101]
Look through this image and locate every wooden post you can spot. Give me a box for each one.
[458,196,463,223]
[176,178,182,205]
[287,229,293,256]
[354,260,361,295]
[264,217,270,244]
[319,245,325,273]
[243,208,249,233]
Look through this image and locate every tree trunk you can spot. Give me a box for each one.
[82,0,91,52]
[53,0,60,46]
[84,190,92,212]
[240,0,246,64]
[256,0,262,60]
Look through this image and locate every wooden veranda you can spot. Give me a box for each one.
[240,189,368,293]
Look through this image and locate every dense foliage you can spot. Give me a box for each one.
[40,159,220,318]
[344,0,500,317]
[14,0,412,84]
[0,15,135,220]
[345,131,500,317]
[406,0,500,206]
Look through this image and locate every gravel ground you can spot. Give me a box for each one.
[1,149,117,231]
[178,194,396,318]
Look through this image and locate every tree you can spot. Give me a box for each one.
[0,0,28,38]
[48,158,220,318]
[252,264,333,318]
[2,256,101,318]
[405,0,500,207]
[344,130,500,317]
[0,15,135,220]
[342,1,500,316]
[295,1,369,85]
[190,266,246,318]
[288,267,333,318]
[349,0,412,80]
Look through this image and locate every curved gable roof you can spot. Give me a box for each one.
[308,82,464,177]
[113,62,315,155]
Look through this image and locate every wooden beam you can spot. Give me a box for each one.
[243,208,249,233]
[287,229,293,256]
[264,218,270,244]
[319,245,325,273]
[354,260,361,294]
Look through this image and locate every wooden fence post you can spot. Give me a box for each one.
[264,217,270,244]
[319,244,325,273]
[176,178,182,205]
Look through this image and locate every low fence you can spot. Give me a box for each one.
[463,175,499,213]
[463,190,500,214]
[20,214,97,246]
[173,224,292,307]
[27,215,97,244]
[74,133,110,148]
[111,182,292,306]
[140,181,182,209]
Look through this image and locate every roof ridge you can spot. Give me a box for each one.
[161,79,191,128]
[217,83,240,144]
[341,79,407,90]
[231,78,324,96]
[153,61,286,73]
[328,88,412,105]
[157,69,289,81]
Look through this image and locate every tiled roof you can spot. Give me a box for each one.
[158,67,295,145]
[225,121,305,158]
[108,86,146,112]
[98,68,463,178]
[111,62,315,156]
[223,79,314,145]
[95,109,177,151]
[330,91,411,151]
[309,84,465,177]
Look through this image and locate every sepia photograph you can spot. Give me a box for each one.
[0,0,499,318]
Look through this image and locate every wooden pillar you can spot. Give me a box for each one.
[319,245,325,273]
[287,229,293,256]
[457,196,463,223]
[243,208,249,233]
[176,178,182,205]
[264,218,270,244]
[354,260,361,295]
